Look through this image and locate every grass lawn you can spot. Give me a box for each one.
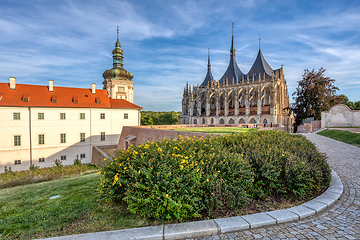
[0,173,158,240]
[174,127,258,134]
[317,129,360,146]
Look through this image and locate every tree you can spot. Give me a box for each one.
[340,94,360,110]
[141,111,182,125]
[291,68,342,125]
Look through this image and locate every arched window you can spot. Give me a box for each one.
[239,118,245,124]
[229,118,234,124]
[202,118,205,124]
[219,118,224,124]
[211,118,214,124]
[193,119,197,124]
[249,118,256,123]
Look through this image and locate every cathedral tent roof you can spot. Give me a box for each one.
[247,49,273,77]
[219,57,244,85]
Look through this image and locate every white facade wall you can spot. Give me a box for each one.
[0,106,140,172]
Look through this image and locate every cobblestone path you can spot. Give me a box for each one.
[186,133,360,240]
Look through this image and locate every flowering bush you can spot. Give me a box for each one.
[100,130,330,220]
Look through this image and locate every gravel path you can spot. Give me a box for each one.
[186,133,360,240]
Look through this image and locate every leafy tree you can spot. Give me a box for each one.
[291,68,342,125]
[141,111,181,125]
[340,94,360,110]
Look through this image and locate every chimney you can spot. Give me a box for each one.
[10,77,16,90]
[49,80,54,92]
[91,83,96,94]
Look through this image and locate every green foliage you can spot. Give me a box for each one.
[0,164,97,189]
[54,159,63,168]
[291,68,342,125]
[74,155,82,165]
[340,94,360,110]
[318,129,360,146]
[100,131,330,220]
[141,111,181,125]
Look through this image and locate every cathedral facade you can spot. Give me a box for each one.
[180,28,293,132]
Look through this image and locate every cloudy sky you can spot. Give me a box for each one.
[1,0,359,111]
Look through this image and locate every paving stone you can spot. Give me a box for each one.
[214,216,249,233]
[287,205,316,219]
[266,210,299,224]
[73,226,163,240]
[164,220,218,240]
[241,212,276,228]
[301,200,328,213]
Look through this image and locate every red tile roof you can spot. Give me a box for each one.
[0,83,142,109]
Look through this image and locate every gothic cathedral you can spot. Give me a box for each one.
[180,26,294,132]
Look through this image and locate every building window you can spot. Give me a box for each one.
[124,113,128,119]
[38,113,44,120]
[100,132,105,141]
[80,113,85,120]
[80,153,86,159]
[38,134,45,145]
[14,160,21,165]
[80,133,85,142]
[39,158,45,163]
[14,135,21,146]
[60,133,66,143]
[13,112,20,120]
[100,113,105,119]
[61,155,66,160]
[60,113,66,120]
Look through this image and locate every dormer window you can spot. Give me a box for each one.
[95,97,101,104]
[51,95,57,103]
[72,96,78,104]
[22,94,30,102]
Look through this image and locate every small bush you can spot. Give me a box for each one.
[74,155,82,165]
[100,131,330,221]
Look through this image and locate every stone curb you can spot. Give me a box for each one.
[39,170,342,240]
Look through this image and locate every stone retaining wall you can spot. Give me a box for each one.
[321,104,360,128]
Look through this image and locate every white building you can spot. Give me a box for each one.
[0,28,142,172]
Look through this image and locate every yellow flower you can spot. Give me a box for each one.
[180,165,184,170]
[184,156,188,160]
[103,158,107,161]
[138,170,141,174]
[158,147,162,152]
[282,154,284,157]
[98,171,101,174]
[166,194,169,198]
[302,161,305,164]
[196,168,199,172]
[124,167,127,170]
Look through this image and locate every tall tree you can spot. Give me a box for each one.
[291,68,341,125]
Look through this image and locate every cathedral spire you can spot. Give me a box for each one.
[230,23,235,58]
[259,34,261,51]
[219,23,244,85]
[207,48,211,71]
[200,48,214,87]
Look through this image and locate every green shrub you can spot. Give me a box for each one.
[100,131,330,221]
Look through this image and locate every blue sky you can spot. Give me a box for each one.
[1,0,360,111]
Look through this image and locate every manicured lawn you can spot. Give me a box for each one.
[0,173,158,240]
[175,127,258,134]
[317,129,360,146]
